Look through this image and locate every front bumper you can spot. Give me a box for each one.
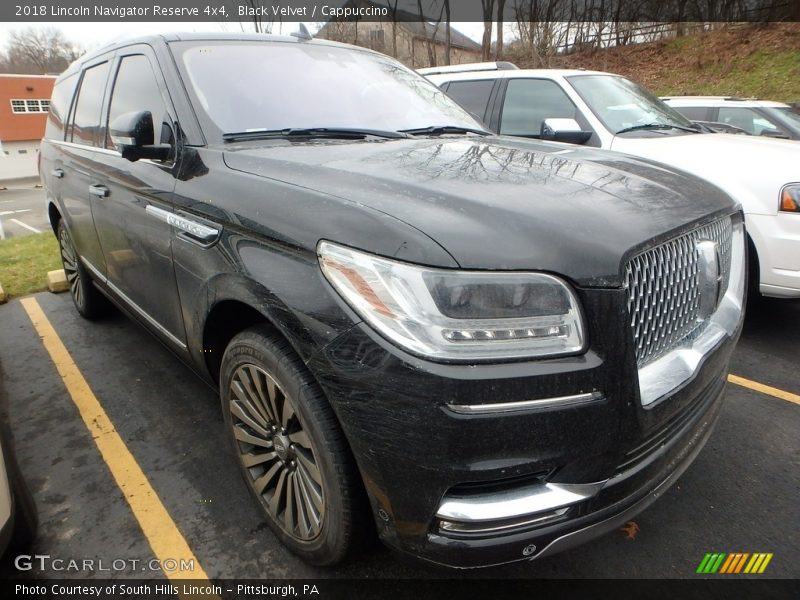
[306,279,741,568]
[747,212,800,298]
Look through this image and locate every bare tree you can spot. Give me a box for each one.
[495,0,506,59]
[443,0,451,65]
[0,28,83,74]
[388,0,400,58]
[480,0,495,61]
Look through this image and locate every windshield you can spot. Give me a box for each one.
[567,74,695,135]
[770,106,800,129]
[172,40,484,139]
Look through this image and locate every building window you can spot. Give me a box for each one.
[18,149,28,154]
[10,99,51,113]
[368,29,385,49]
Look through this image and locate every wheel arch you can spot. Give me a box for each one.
[47,201,62,234]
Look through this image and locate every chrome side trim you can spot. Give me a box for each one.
[637,220,745,406]
[145,205,219,243]
[435,480,607,523]
[80,257,106,282]
[446,391,603,415]
[49,139,119,156]
[80,257,187,350]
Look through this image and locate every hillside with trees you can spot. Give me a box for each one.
[510,23,800,102]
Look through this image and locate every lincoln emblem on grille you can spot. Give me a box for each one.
[696,240,722,321]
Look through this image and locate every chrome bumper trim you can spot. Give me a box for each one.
[435,480,607,523]
[446,391,603,415]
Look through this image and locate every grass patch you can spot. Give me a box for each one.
[653,48,800,100]
[0,232,62,298]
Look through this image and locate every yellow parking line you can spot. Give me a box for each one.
[728,374,800,406]
[20,297,215,592]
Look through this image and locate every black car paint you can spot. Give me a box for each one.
[40,34,742,568]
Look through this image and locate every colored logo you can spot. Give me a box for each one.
[696,552,773,574]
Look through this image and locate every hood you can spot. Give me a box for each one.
[223,135,736,287]
[611,133,798,215]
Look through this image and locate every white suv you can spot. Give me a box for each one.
[662,96,800,140]
[421,65,800,298]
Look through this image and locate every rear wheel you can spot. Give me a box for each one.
[57,221,109,319]
[220,326,366,565]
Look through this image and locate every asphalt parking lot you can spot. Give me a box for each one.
[0,179,49,239]
[0,291,797,581]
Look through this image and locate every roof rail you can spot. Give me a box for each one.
[417,61,519,76]
[660,95,750,101]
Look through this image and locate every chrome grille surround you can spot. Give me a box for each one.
[624,217,733,368]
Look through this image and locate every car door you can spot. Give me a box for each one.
[496,78,600,146]
[89,46,187,348]
[58,57,113,275]
[442,79,499,126]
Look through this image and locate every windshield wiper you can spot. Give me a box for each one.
[222,128,410,142]
[616,123,700,135]
[399,125,490,136]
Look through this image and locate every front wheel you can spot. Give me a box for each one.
[220,326,366,565]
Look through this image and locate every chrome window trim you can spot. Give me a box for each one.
[80,257,187,350]
[49,139,119,156]
[637,219,745,406]
[446,391,603,415]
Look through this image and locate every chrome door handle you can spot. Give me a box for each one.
[89,184,109,198]
[51,168,64,178]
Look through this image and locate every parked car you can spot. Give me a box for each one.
[422,65,800,299]
[692,121,751,135]
[662,96,800,140]
[41,34,745,568]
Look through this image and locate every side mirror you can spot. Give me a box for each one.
[109,111,171,162]
[540,118,592,145]
[759,129,789,140]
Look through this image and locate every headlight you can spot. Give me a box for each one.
[318,241,586,362]
[780,184,800,213]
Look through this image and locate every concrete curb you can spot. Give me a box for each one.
[47,269,69,293]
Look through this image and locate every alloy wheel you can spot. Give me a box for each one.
[228,364,325,541]
[58,226,83,310]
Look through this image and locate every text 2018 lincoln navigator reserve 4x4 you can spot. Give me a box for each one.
[40,33,745,568]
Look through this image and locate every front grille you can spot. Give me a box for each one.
[624,217,732,367]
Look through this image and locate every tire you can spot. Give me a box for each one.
[220,325,367,566]
[7,452,37,551]
[56,221,109,319]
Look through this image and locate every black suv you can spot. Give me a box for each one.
[41,33,746,568]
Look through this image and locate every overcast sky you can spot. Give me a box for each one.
[0,21,491,51]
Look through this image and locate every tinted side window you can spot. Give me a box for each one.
[106,54,172,149]
[70,62,110,147]
[446,80,495,122]
[45,73,78,141]
[673,106,711,121]
[500,79,578,137]
[718,106,783,136]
